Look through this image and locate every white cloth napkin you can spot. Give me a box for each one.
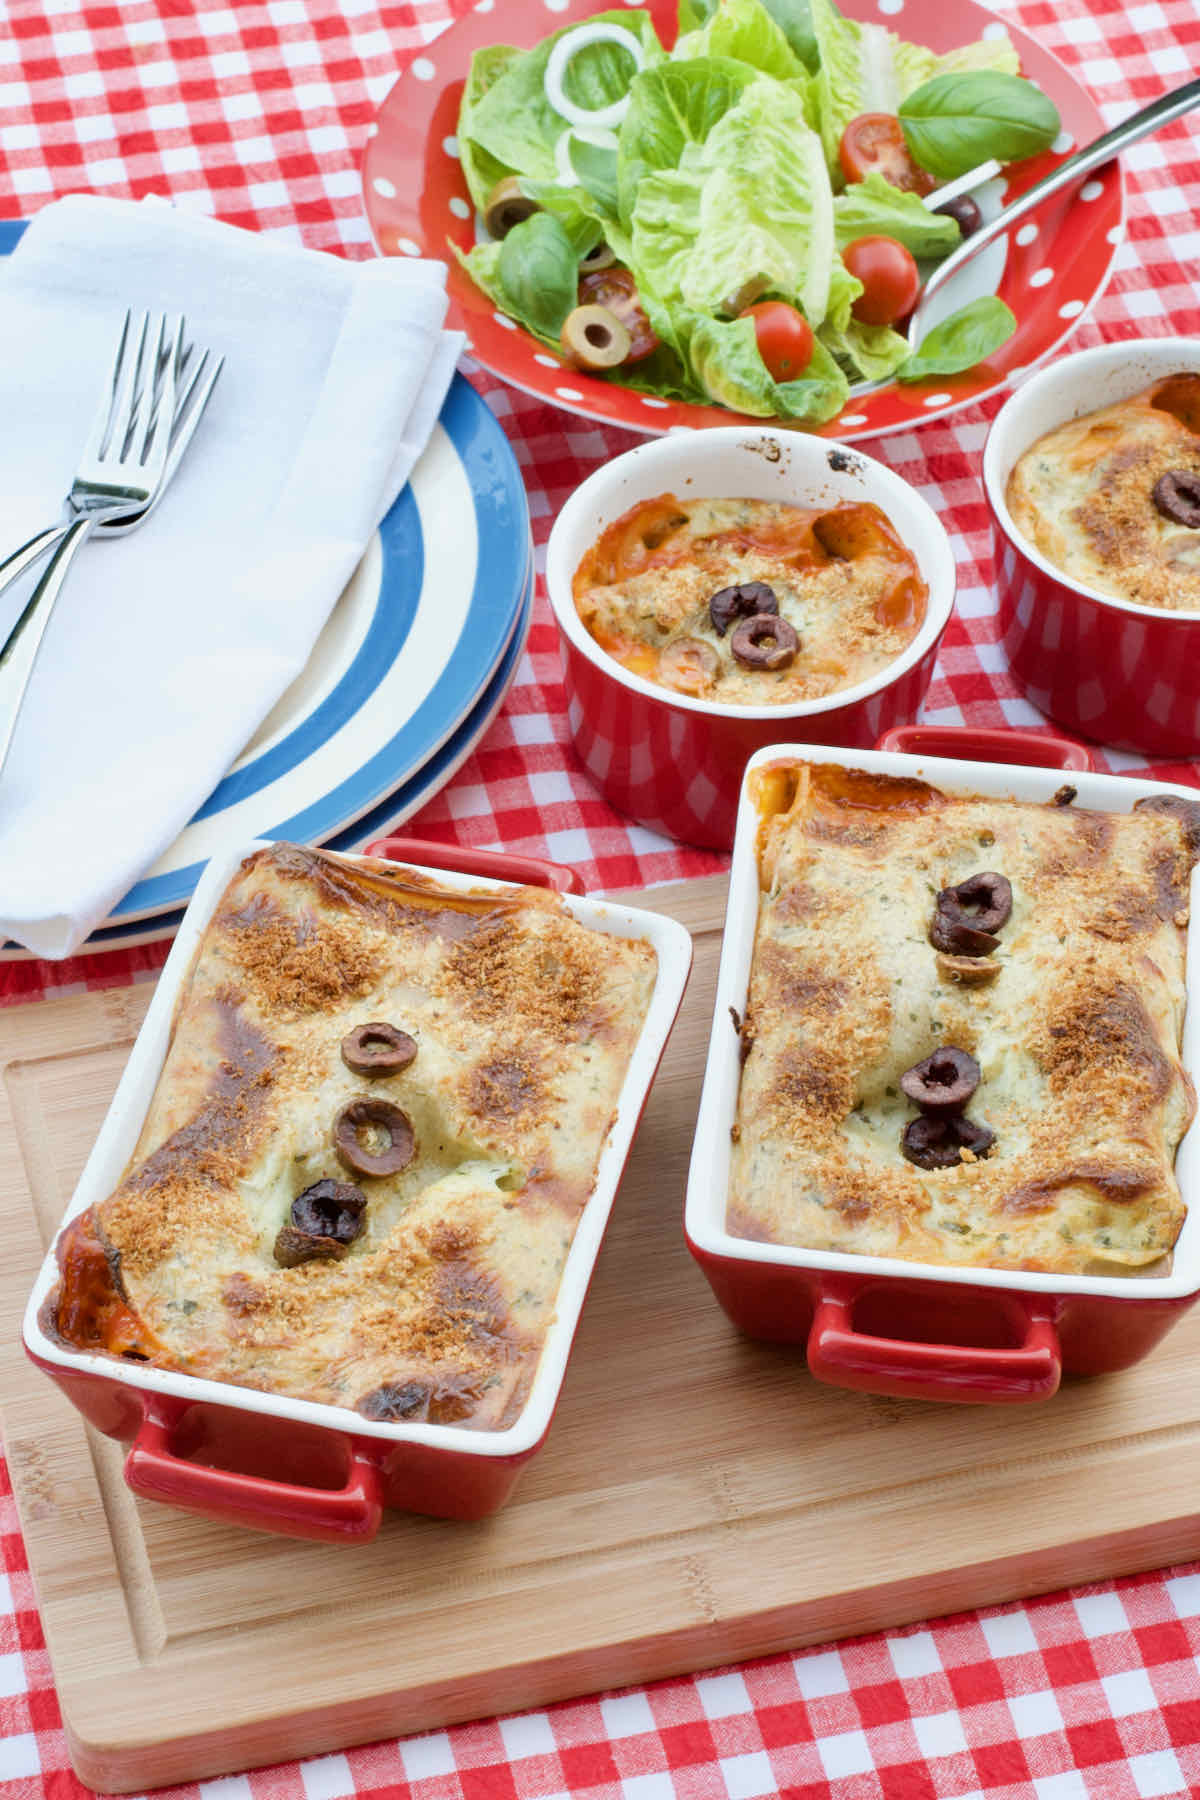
[0,194,464,958]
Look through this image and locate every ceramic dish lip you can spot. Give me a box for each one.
[23,838,693,1462]
[544,425,957,722]
[685,741,1200,1303]
[982,337,1200,624]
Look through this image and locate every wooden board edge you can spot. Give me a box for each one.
[58,1503,1200,1793]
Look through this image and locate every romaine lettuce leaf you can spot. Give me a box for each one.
[819,315,910,381]
[629,80,835,328]
[688,313,847,419]
[459,44,525,215]
[673,0,809,83]
[465,12,664,191]
[833,170,960,256]
[679,0,819,73]
[616,55,760,226]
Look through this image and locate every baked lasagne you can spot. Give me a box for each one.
[572,493,927,705]
[44,844,658,1429]
[1006,373,1200,611]
[728,761,1200,1275]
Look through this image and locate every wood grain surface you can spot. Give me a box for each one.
[4,874,1200,1792]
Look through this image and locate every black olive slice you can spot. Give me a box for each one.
[929,909,1001,957]
[937,871,1013,934]
[1153,469,1200,529]
[292,1178,367,1242]
[899,1047,980,1115]
[901,1112,995,1170]
[333,1098,416,1178]
[341,1022,418,1077]
[932,193,982,238]
[730,612,799,670]
[708,581,778,638]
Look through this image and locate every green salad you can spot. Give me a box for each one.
[454,0,1062,422]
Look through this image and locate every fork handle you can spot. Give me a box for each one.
[0,515,95,781]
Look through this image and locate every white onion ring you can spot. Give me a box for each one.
[543,22,644,131]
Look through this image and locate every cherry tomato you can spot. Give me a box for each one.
[578,266,659,364]
[838,114,935,196]
[740,301,814,382]
[842,236,921,328]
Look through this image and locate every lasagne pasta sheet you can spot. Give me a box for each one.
[729,762,1200,1275]
[47,845,657,1429]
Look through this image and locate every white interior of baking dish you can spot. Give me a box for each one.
[983,337,1200,622]
[24,841,693,1459]
[687,744,1200,1301]
[544,424,957,719]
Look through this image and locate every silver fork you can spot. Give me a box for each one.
[0,310,221,780]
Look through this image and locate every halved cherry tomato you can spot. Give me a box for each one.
[578,266,659,364]
[741,300,814,383]
[842,236,921,328]
[838,114,935,196]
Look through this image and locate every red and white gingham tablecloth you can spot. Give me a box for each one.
[1,2,1200,1795]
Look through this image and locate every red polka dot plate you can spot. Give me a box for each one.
[362,0,1123,442]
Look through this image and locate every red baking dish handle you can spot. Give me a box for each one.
[875,725,1094,772]
[364,835,585,895]
[807,1284,1062,1404]
[124,1401,385,1543]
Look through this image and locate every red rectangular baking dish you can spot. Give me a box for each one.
[685,726,1200,1405]
[22,836,692,1540]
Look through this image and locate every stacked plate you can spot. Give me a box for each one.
[0,212,533,960]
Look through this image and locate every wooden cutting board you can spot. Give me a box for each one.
[5,873,1200,1792]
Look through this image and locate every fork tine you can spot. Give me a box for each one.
[103,307,151,462]
[132,313,172,466]
[140,314,185,476]
[77,309,132,463]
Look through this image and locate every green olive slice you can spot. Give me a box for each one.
[484,177,539,239]
[560,303,631,371]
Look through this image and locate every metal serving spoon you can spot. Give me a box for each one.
[853,73,1200,390]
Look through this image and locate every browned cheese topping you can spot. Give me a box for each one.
[48,845,657,1428]
[727,762,1200,1275]
[571,493,927,705]
[1006,373,1200,611]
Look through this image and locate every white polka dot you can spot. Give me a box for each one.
[982,19,1008,37]
[394,237,422,257]
[923,392,952,407]
[449,197,470,218]
[667,423,696,433]
[534,354,560,367]
[412,57,435,80]
[1080,180,1104,202]
[1059,299,1085,318]
[493,311,519,330]
[1107,224,1125,245]
[365,122,378,139]
[1015,223,1038,246]
[442,135,460,158]
[640,396,670,409]
[877,0,903,13]
[1052,130,1074,154]
[545,0,569,10]
[556,387,584,401]
[372,175,397,199]
[839,414,869,426]
[1030,267,1054,288]
[474,0,494,11]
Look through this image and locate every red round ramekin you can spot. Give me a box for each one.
[685,726,1200,1405]
[984,340,1200,757]
[23,837,692,1541]
[545,428,957,850]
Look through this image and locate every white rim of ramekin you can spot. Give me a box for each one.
[686,741,1200,1303]
[545,426,958,720]
[23,841,693,1462]
[983,338,1200,624]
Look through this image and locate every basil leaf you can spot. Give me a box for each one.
[897,296,1016,383]
[899,72,1060,180]
[497,212,579,341]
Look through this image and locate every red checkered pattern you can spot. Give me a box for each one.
[2,1,1200,1795]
